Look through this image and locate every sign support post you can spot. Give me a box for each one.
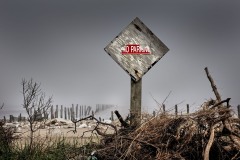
[104,17,169,127]
[130,78,142,127]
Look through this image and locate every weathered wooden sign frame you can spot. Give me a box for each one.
[105,17,169,126]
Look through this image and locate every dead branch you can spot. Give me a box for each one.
[211,98,231,109]
[204,123,218,160]
[114,110,129,128]
[93,68,240,160]
[204,67,222,103]
[70,115,117,137]
[204,68,240,152]
[149,91,172,112]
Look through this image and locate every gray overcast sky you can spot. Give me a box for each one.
[0,0,240,117]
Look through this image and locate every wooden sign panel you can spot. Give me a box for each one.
[104,17,169,82]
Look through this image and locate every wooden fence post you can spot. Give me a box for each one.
[82,105,84,117]
[238,105,240,119]
[60,105,63,118]
[187,104,189,115]
[79,106,82,119]
[71,104,75,121]
[64,107,67,120]
[9,115,12,122]
[111,111,114,121]
[153,111,156,117]
[87,106,91,115]
[163,104,166,113]
[175,105,178,117]
[70,107,72,120]
[84,105,87,117]
[76,104,78,120]
[18,113,22,122]
[55,105,58,118]
[68,108,70,120]
[51,105,54,119]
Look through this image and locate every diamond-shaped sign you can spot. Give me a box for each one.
[104,17,169,82]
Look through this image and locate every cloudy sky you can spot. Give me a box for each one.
[0,0,240,118]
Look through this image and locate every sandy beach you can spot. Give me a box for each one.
[6,118,116,146]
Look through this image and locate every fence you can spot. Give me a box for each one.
[5,104,115,122]
[48,104,115,121]
[4,104,240,123]
[153,104,240,118]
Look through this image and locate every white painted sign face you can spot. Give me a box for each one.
[104,17,169,82]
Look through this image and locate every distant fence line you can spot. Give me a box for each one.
[49,104,114,120]
[5,104,115,123]
[3,104,240,123]
[153,104,240,118]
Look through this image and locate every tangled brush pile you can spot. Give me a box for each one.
[94,68,240,160]
[96,105,240,160]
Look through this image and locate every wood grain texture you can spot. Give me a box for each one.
[130,78,142,127]
[105,17,169,82]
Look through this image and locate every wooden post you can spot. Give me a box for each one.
[238,105,240,119]
[115,110,129,128]
[79,105,82,119]
[175,105,178,117]
[55,105,58,118]
[96,104,99,113]
[64,107,67,120]
[9,115,12,122]
[111,111,114,121]
[153,111,156,117]
[60,105,63,118]
[82,105,84,117]
[43,108,47,119]
[51,105,54,119]
[84,105,87,117]
[187,104,189,115]
[76,104,78,119]
[71,104,75,121]
[163,104,166,113]
[68,108,70,120]
[3,116,6,123]
[18,113,22,122]
[87,106,91,115]
[130,78,142,127]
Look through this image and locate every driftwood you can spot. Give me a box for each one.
[204,67,222,103]
[114,110,129,128]
[90,67,240,160]
[70,115,117,137]
[204,67,240,160]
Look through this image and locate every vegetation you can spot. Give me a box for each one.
[21,79,53,151]
[1,68,240,160]
[0,79,98,160]
[0,134,97,160]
